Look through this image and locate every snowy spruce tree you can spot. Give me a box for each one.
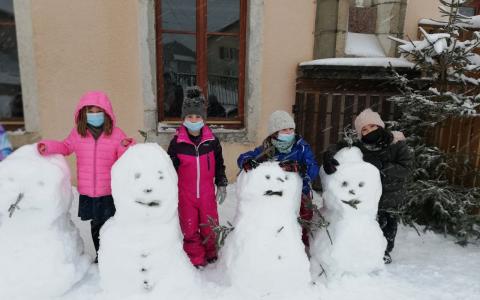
[387,0,480,244]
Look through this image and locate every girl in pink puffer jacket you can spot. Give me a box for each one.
[38,91,134,259]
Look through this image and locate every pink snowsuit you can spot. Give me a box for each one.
[167,125,228,266]
[39,91,134,197]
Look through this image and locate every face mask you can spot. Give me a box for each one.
[183,120,204,132]
[361,128,383,144]
[86,112,105,127]
[277,133,295,143]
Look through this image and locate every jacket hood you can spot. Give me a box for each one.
[74,91,116,127]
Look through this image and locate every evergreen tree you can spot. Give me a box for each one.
[388,0,480,244]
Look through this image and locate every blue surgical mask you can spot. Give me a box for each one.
[277,133,295,143]
[86,112,105,127]
[183,120,204,132]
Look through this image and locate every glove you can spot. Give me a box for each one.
[279,160,305,175]
[37,143,46,154]
[216,185,227,204]
[376,128,394,148]
[242,159,260,172]
[322,150,339,175]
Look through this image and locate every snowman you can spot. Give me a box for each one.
[0,144,89,299]
[98,143,200,300]
[220,161,311,297]
[310,147,387,280]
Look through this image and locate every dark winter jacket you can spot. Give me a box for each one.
[237,136,319,195]
[327,134,412,210]
[168,125,228,199]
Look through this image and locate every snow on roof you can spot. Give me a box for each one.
[419,15,480,28]
[299,57,414,68]
[345,32,386,57]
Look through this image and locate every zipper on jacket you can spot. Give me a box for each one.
[207,154,210,171]
[93,139,98,196]
[195,145,200,199]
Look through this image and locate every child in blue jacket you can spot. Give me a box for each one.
[237,110,319,247]
[0,125,13,161]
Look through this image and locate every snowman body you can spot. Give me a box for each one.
[0,145,89,298]
[220,162,311,296]
[311,147,387,280]
[98,143,199,300]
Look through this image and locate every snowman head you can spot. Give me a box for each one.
[236,161,302,214]
[0,144,72,225]
[111,143,178,222]
[320,147,381,217]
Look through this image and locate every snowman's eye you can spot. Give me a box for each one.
[341,181,348,187]
[359,182,365,187]
[285,175,288,180]
[265,175,271,180]
[134,173,141,180]
[159,176,164,180]
[38,181,45,186]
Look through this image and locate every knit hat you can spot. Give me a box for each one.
[354,108,385,137]
[267,110,296,136]
[181,86,207,119]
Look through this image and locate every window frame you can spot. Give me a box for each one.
[155,0,247,128]
[0,15,24,130]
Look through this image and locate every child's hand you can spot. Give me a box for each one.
[279,160,304,174]
[216,185,227,204]
[322,151,339,175]
[121,138,133,147]
[37,143,46,154]
[242,159,260,172]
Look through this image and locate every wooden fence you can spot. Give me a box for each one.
[428,116,480,187]
[294,91,480,188]
[294,91,396,162]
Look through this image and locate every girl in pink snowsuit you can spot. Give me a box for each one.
[168,87,228,268]
[38,91,135,259]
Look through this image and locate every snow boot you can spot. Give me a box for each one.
[383,251,392,264]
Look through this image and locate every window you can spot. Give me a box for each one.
[0,0,23,130]
[348,6,376,34]
[155,0,247,127]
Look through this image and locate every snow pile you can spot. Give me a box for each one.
[393,28,450,55]
[311,147,386,280]
[300,57,414,68]
[0,144,89,299]
[419,15,480,28]
[219,162,312,298]
[98,143,200,300]
[345,32,386,57]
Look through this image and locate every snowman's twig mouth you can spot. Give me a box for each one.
[341,199,361,209]
[264,190,283,197]
[135,200,161,207]
[8,193,24,218]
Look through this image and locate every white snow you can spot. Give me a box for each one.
[345,32,386,57]
[1,147,479,300]
[218,162,313,298]
[98,143,200,299]
[311,147,386,280]
[300,57,414,68]
[0,144,89,299]
[419,15,480,28]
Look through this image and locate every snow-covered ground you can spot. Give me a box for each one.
[62,184,480,300]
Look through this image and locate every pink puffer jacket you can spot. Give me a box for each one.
[39,91,134,197]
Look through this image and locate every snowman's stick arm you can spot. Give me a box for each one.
[8,193,24,218]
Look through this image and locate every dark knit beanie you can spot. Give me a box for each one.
[181,86,207,119]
